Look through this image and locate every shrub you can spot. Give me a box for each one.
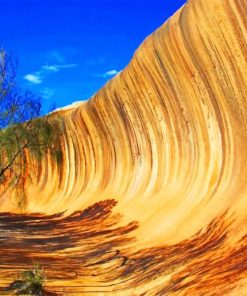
[4,264,46,295]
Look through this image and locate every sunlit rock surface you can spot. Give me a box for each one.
[1,0,247,294]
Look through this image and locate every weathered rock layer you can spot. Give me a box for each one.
[1,0,247,295]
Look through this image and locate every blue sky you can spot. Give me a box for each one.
[0,0,186,113]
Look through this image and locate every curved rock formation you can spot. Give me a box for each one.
[1,0,247,294]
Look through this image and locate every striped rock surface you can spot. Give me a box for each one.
[1,0,247,295]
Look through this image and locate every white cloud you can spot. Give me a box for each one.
[105,69,119,76]
[56,63,78,69]
[51,100,87,113]
[23,63,78,84]
[23,74,42,84]
[41,65,59,72]
[41,87,54,99]
[49,51,65,63]
[42,63,78,72]
[97,69,120,78]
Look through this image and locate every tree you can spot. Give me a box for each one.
[0,48,63,206]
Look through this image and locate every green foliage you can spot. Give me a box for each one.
[3,264,46,295]
[0,48,63,196]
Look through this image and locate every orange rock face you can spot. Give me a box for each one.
[1,0,247,294]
